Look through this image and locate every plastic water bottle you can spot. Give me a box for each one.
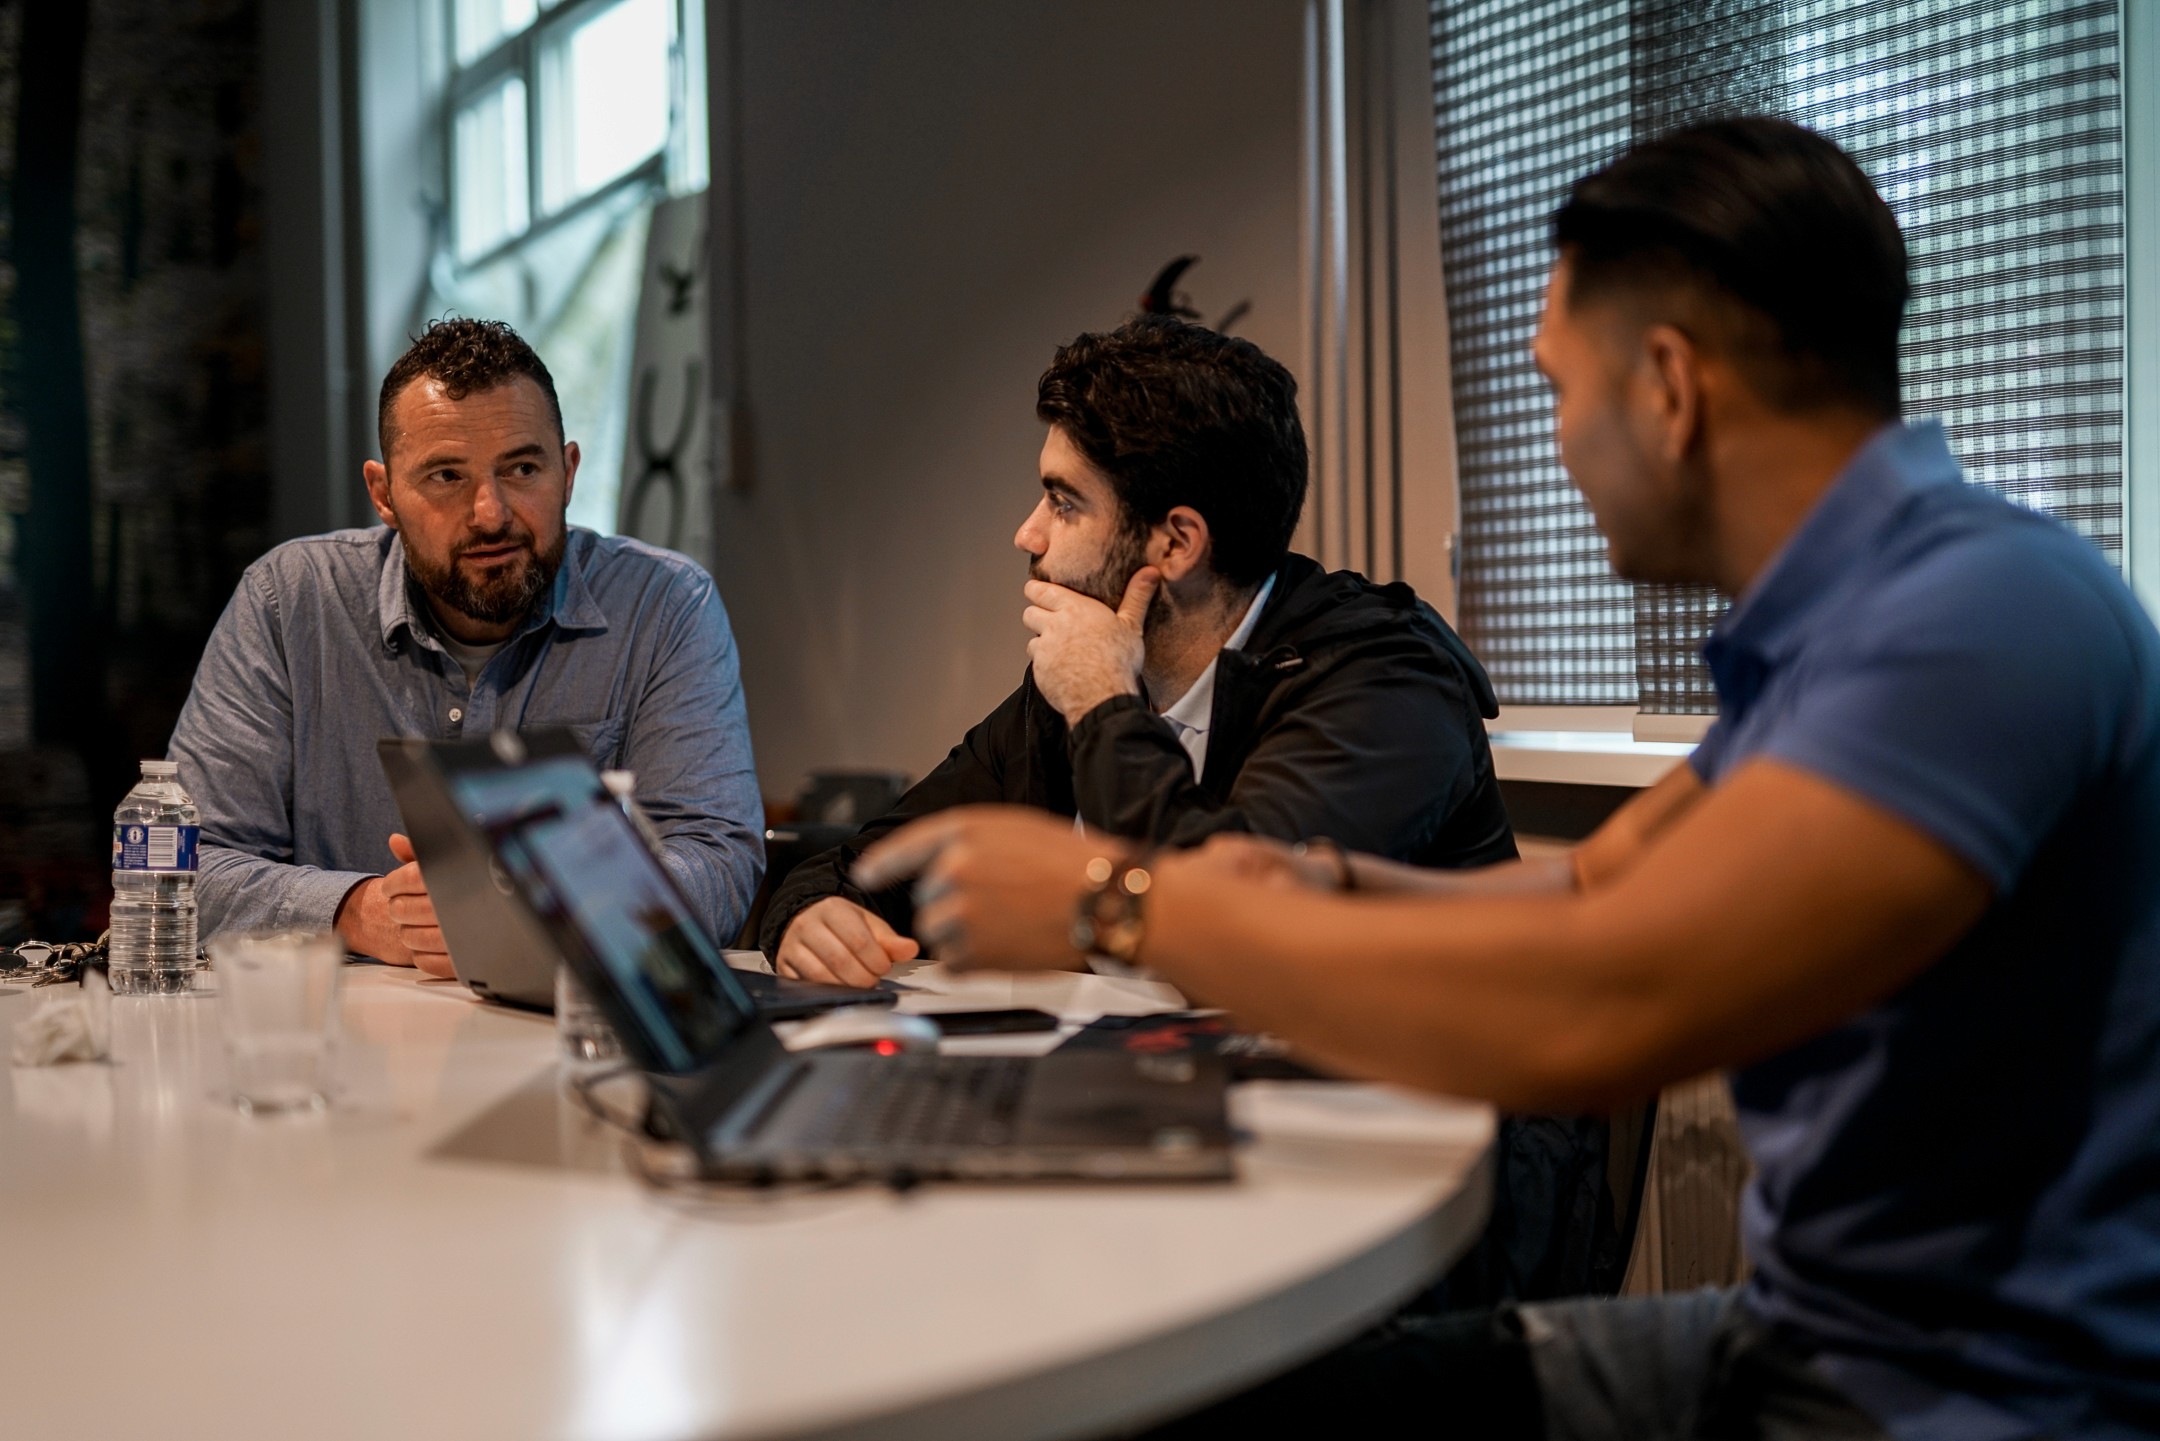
[109,759,200,995]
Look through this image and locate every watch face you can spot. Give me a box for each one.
[1100,914,1147,965]
[1073,857,1154,962]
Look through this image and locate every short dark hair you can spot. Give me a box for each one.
[377,317,564,463]
[1553,116,1909,418]
[1036,317,1307,588]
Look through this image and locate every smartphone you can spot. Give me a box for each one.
[926,1008,1061,1036]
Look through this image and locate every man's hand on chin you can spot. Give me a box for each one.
[332,832,457,978]
[1022,568,1159,724]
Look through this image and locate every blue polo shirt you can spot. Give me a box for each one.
[1691,421,2160,1441]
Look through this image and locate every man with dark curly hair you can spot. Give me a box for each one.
[763,317,1517,988]
[169,317,764,970]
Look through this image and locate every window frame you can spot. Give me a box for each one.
[1438,0,2141,781]
[2126,0,2160,618]
[440,0,684,274]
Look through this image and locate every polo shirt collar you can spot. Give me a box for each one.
[1704,420,1960,697]
[377,527,609,654]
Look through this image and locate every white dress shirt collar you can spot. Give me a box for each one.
[1157,572,1276,781]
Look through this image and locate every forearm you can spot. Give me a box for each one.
[1068,709,1340,849]
[1337,764,1694,897]
[619,578,772,946]
[1138,872,1673,1112]
[197,845,377,945]
[1069,680,1501,862]
[1134,762,1985,1112]
[1067,699,1210,840]
[867,767,1988,1113]
[655,828,765,948]
[1345,852,1575,896]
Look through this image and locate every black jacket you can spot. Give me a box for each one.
[761,553,1516,954]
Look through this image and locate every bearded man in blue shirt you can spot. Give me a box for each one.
[854,119,2160,1440]
[169,318,763,972]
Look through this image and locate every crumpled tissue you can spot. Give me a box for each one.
[9,971,111,1066]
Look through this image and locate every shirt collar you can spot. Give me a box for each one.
[376,527,610,654]
[1703,420,1961,700]
[1160,572,1277,737]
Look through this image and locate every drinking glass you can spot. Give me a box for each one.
[556,963,622,1072]
[212,931,343,1115]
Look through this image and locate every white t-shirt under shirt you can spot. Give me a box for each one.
[434,628,508,688]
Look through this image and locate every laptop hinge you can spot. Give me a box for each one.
[644,1023,794,1146]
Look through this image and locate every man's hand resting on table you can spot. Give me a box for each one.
[775,896,919,988]
[333,833,455,978]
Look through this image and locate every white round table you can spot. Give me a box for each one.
[0,965,1492,1441]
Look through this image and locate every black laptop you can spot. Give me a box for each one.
[378,734,896,1021]
[444,746,1235,1185]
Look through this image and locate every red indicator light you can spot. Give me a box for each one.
[873,1039,901,1056]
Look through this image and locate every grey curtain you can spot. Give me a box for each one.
[1432,0,2127,714]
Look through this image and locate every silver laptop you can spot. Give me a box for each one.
[445,747,1235,1186]
[379,734,903,1022]
[377,734,570,1009]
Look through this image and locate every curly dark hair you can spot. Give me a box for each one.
[1036,316,1307,588]
[377,316,564,464]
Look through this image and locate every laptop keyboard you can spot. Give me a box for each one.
[793,1055,1033,1150]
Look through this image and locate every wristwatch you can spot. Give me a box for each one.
[1292,836,1356,891]
[1070,852,1155,964]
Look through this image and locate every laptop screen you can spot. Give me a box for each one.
[449,756,757,1074]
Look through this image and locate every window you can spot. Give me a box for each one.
[1431,1,2126,717]
[426,0,706,531]
[447,0,684,265]
[452,74,529,262]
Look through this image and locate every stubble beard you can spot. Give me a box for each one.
[1029,525,1164,634]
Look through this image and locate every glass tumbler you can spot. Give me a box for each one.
[556,963,623,1073]
[212,930,343,1115]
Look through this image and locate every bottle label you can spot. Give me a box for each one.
[113,824,200,873]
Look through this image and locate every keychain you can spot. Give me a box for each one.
[0,932,112,987]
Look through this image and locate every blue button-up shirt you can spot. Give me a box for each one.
[169,526,765,947]
[1693,421,2160,1441]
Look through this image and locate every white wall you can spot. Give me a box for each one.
[707,0,1312,796]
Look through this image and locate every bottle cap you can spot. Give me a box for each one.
[141,759,180,776]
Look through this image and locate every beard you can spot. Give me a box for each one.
[1028,524,1166,632]
[404,521,566,627]
[1030,525,1148,607]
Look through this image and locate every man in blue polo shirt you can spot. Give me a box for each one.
[852,118,2160,1439]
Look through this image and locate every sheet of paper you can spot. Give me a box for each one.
[892,962,1187,1024]
[1231,1082,1489,1150]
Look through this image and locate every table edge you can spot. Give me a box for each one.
[778,1138,1497,1441]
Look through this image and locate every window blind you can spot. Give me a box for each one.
[1431,0,2125,714]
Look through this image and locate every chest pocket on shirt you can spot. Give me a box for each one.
[558,717,628,771]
